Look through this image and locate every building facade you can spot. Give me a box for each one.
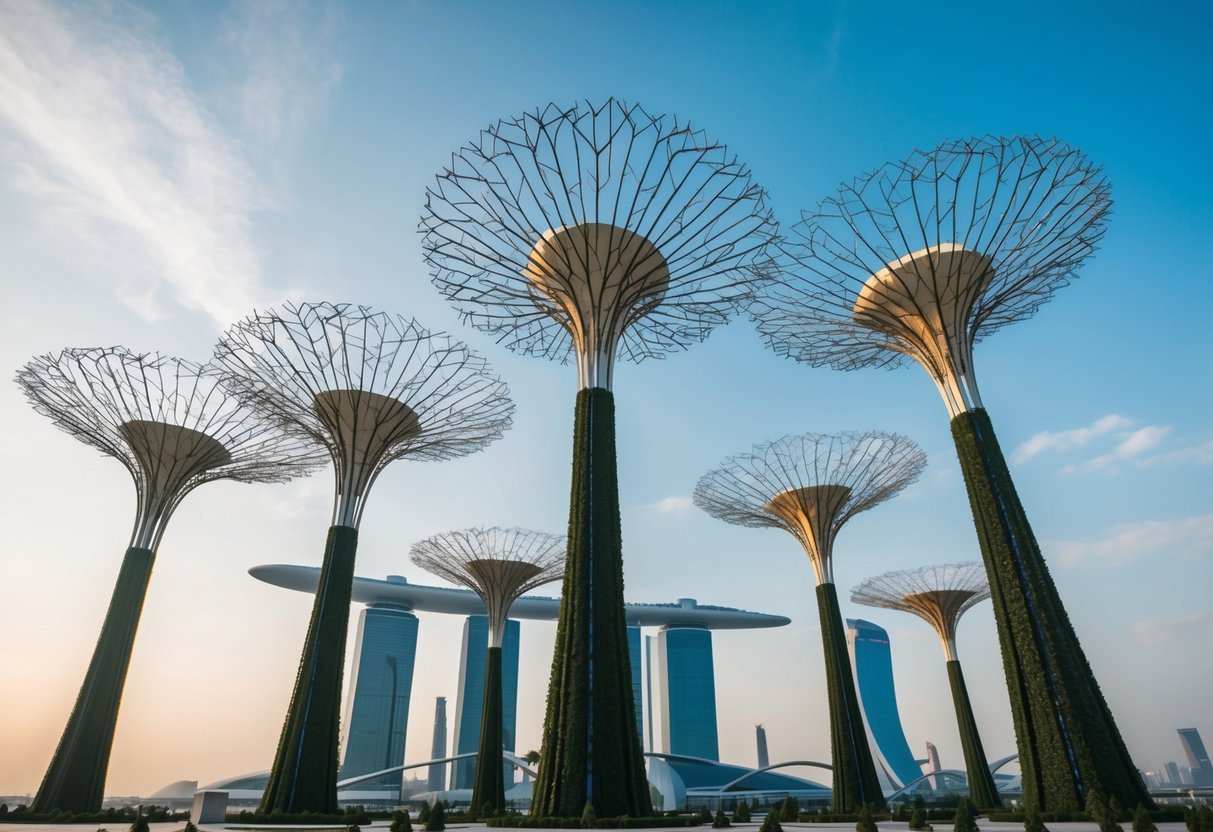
[1179,728,1213,788]
[846,618,922,791]
[339,602,420,790]
[428,697,447,792]
[656,623,719,761]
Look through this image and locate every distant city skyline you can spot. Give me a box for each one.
[0,0,1209,798]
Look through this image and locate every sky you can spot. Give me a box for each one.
[1,0,1211,800]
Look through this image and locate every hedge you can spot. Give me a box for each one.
[487,815,703,828]
[33,546,156,813]
[531,389,650,818]
[260,524,360,813]
[951,409,1152,812]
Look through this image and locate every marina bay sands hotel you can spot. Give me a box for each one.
[250,565,791,797]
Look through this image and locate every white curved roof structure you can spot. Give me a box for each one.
[250,564,790,630]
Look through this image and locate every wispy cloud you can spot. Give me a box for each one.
[1060,425,1172,474]
[1134,610,1213,646]
[0,1,270,326]
[1144,438,1213,468]
[218,1,343,150]
[1012,414,1133,463]
[1051,513,1213,568]
[648,496,694,515]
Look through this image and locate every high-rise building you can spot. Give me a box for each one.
[339,601,420,791]
[1165,761,1181,787]
[451,616,520,790]
[756,725,770,769]
[627,625,643,745]
[1178,728,1213,788]
[656,614,719,761]
[428,697,447,793]
[846,618,922,791]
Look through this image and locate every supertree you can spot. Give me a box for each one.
[693,431,925,812]
[15,347,321,813]
[211,301,513,813]
[851,562,1002,809]
[411,527,565,813]
[421,97,777,817]
[751,135,1150,811]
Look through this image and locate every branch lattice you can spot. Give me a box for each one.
[16,346,322,549]
[851,562,990,660]
[694,432,925,584]
[752,135,1110,414]
[212,301,514,527]
[411,527,565,647]
[421,98,778,384]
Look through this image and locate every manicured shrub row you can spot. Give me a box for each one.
[532,390,650,818]
[33,546,156,813]
[945,660,1001,810]
[487,814,703,828]
[473,646,507,811]
[951,409,1152,812]
[816,583,886,812]
[0,803,182,824]
[260,524,360,813]
[226,807,372,824]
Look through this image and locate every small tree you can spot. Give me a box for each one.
[779,797,799,822]
[425,801,445,832]
[952,799,977,832]
[1131,804,1156,832]
[129,816,149,832]
[760,808,783,832]
[1086,790,1122,832]
[908,795,931,832]
[391,809,414,832]
[716,810,733,828]
[856,803,879,832]
[735,801,752,823]
[183,822,199,832]
[891,804,908,822]
[1024,802,1049,832]
[581,803,598,829]
[701,806,715,823]
[417,802,431,824]
[1197,806,1213,832]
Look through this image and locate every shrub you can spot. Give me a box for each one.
[700,807,714,823]
[582,803,598,829]
[734,802,751,823]
[779,798,798,823]
[952,800,977,832]
[129,816,150,832]
[1024,803,1049,832]
[1085,791,1121,832]
[425,801,445,832]
[759,809,782,832]
[392,810,414,832]
[856,803,878,832]
[418,802,431,824]
[908,806,931,831]
[891,805,908,822]
[715,811,731,828]
[1131,804,1156,832]
[183,822,199,832]
[1198,806,1213,832]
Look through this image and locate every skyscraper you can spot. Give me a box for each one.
[756,725,770,769]
[1165,761,1181,787]
[846,618,922,790]
[656,617,719,761]
[628,626,644,745]
[339,600,420,792]
[451,616,520,789]
[428,697,447,793]
[1178,728,1213,788]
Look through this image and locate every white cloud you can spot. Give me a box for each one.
[1051,513,1213,568]
[0,1,271,326]
[1144,438,1213,467]
[649,496,693,514]
[1012,414,1133,463]
[219,1,343,149]
[1134,610,1213,646]
[1061,425,1172,474]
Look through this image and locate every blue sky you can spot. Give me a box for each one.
[0,0,1210,797]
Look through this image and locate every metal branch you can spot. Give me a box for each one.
[752,135,1111,416]
[410,527,565,647]
[15,346,323,550]
[211,301,514,527]
[421,98,779,389]
[693,432,925,584]
[851,562,991,661]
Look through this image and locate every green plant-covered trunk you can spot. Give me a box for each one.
[32,546,155,813]
[815,582,885,812]
[946,660,1001,810]
[532,388,650,818]
[473,646,506,812]
[261,524,359,813]
[951,409,1151,813]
